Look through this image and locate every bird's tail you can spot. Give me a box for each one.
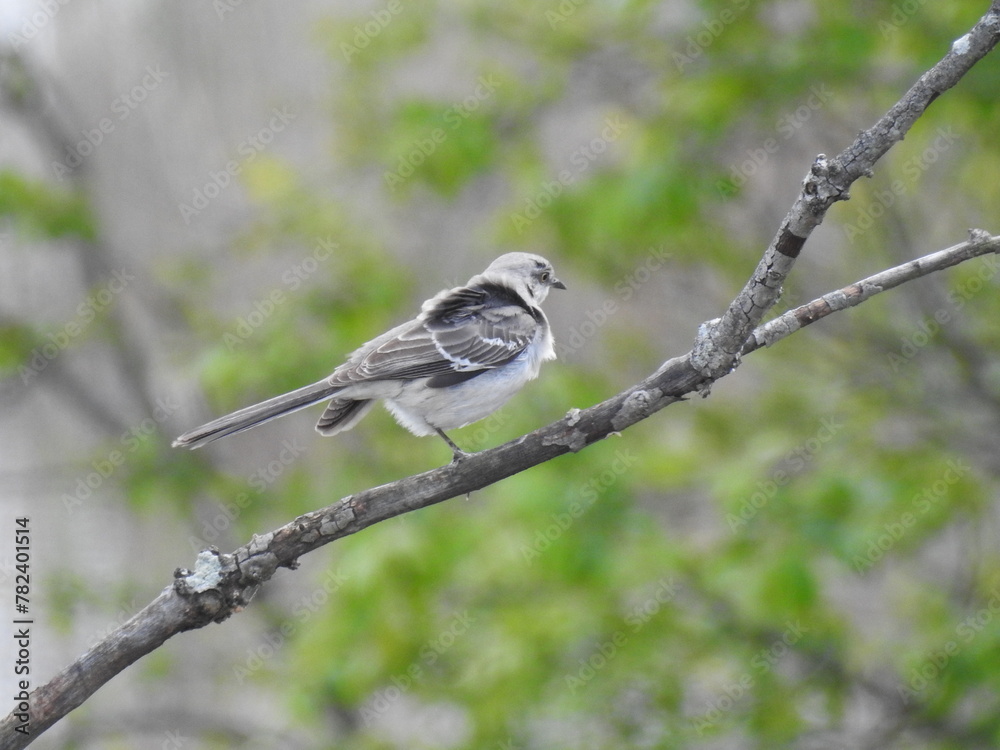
[172,379,341,449]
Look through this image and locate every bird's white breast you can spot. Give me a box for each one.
[384,324,555,436]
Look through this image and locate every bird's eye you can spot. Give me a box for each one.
[540,271,551,283]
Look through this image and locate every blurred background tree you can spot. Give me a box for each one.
[2,0,999,747]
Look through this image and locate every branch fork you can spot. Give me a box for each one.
[5,4,1000,747]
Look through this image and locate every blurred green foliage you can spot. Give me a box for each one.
[0,171,104,383]
[7,0,1000,747]
[254,2,1000,744]
[0,169,96,240]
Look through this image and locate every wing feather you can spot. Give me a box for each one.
[327,284,539,387]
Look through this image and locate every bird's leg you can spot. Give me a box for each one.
[435,429,474,500]
[435,428,469,463]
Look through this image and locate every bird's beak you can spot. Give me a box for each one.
[551,278,567,290]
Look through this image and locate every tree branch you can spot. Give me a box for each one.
[690,1,1000,378]
[743,230,1000,354]
[6,236,998,750]
[5,4,1000,748]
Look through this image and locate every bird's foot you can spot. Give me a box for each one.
[435,428,473,497]
[435,428,470,464]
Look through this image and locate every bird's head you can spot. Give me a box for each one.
[481,252,566,305]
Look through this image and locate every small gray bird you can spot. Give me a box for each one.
[172,252,565,457]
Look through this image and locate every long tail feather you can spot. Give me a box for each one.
[172,379,341,449]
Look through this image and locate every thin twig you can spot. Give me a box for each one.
[744,230,1000,353]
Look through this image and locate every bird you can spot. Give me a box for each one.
[172,252,566,459]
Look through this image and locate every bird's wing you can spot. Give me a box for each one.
[328,283,540,387]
